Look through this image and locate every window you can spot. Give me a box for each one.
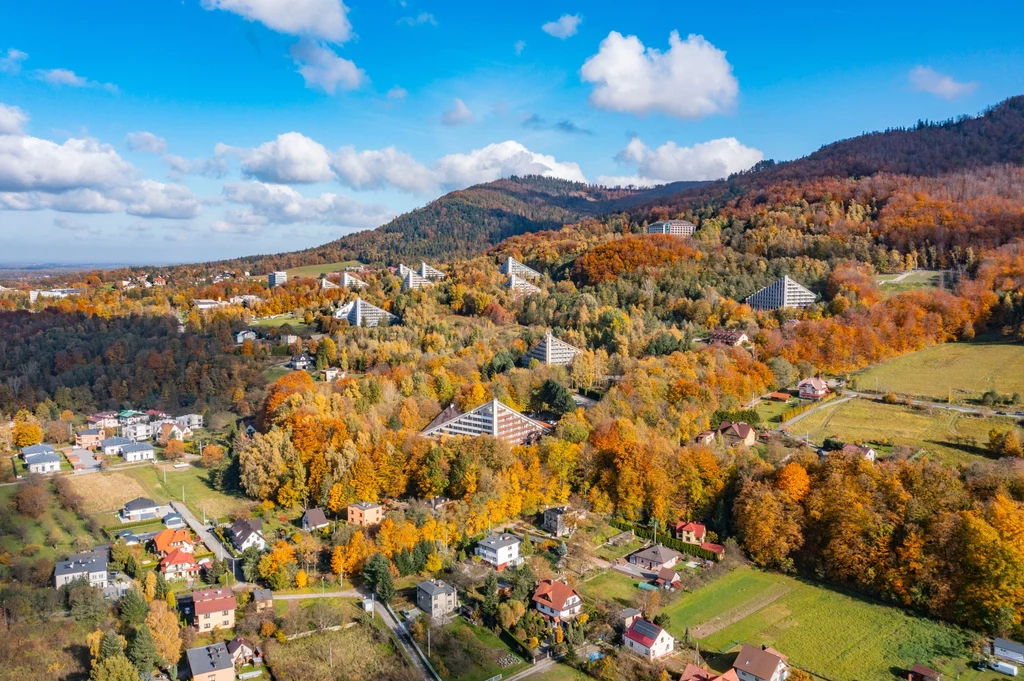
[204,613,210,619]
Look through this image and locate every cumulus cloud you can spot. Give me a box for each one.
[125,131,167,154]
[398,12,436,26]
[514,40,526,56]
[34,68,119,93]
[580,30,738,119]
[233,132,335,183]
[163,154,229,178]
[0,135,135,193]
[200,0,352,42]
[0,188,122,213]
[54,215,100,235]
[597,136,762,186]
[442,98,474,126]
[333,146,434,193]
[290,40,365,93]
[433,140,586,188]
[0,104,28,135]
[0,48,28,74]
[909,66,977,100]
[219,180,393,232]
[114,180,202,219]
[542,14,582,39]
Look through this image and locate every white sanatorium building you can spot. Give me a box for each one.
[341,272,367,288]
[500,256,541,280]
[647,219,696,236]
[334,297,397,327]
[523,331,582,366]
[507,274,542,297]
[421,399,552,446]
[402,270,432,291]
[745,275,816,310]
[418,262,446,281]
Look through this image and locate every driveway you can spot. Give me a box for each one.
[170,500,231,562]
[376,601,437,681]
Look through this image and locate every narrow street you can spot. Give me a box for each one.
[375,601,437,681]
[170,500,231,561]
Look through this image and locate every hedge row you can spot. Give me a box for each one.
[609,520,721,562]
[780,392,836,423]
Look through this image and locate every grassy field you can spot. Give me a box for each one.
[661,567,981,681]
[0,482,100,560]
[854,340,1024,403]
[263,620,408,681]
[577,570,643,608]
[262,365,292,383]
[250,316,311,334]
[529,665,591,681]
[754,397,800,425]
[876,270,946,296]
[434,618,529,681]
[285,261,363,278]
[67,463,251,521]
[791,398,1021,464]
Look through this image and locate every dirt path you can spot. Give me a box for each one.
[690,582,793,639]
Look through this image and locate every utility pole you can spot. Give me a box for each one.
[428,627,431,658]
[181,485,185,503]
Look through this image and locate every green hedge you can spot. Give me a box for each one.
[780,392,836,422]
[609,520,722,562]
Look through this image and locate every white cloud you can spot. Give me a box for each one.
[0,104,28,135]
[200,0,352,42]
[908,66,977,101]
[289,40,365,93]
[163,154,228,178]
[599,136,762,186]
[433,140,586,188]
[0,135,134,192]
[333,146,434,193]
[125,131,167,154]
[220,180,393,230]
[387,86,407,100]
[235,132,335,183]
[580,30,738,119]
[442,98,474,126]
[0,48,28,74]
[34,68,119,93]
[398,12,436,26]
[542,14,582,39]
[114,180,202,219]
[0,188,122,213]
[514,40,526,56]
[54,215,100,235]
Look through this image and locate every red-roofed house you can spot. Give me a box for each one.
[701,542,726,559]
[718,421,756,447]
[193,588,238,631]
[160,548,199,580]
[655,566,680,589]
[623,618,674,660]
[152,528,194,556]
[798,377,829,400]
[709,329,749,347]
[694,431,716,446]
[841,443,877,461]
[675,521,707,545]
[532,579,583,622]
[733,644,789,681]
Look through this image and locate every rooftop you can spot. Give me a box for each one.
[187,643,233,676]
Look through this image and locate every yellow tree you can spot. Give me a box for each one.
[143,571,157,601]
[146,600,182,668]
[776,462,811,503]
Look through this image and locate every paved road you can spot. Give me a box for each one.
[375,601,436,681]
[275,589,362,601]
[170,500,231,561]
[779,396,853,430]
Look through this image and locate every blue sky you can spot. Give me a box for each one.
[1,0,1022,264]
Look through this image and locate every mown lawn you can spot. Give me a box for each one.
[577,570,642,608]
[854,339,1024,403]
[285,261,363,278]
[529,665,592,681]
[662,567,979,681]
[791,398,1021,465]
[754,397,800,425]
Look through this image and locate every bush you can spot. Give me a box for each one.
[608,520,721,561]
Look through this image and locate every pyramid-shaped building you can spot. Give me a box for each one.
[421,399,552,445]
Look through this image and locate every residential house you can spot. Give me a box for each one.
[523,331,582,367]
[421,399,552,446]
[119,497,163,522]
[993,638,1024,664]
[710,329,749,346]
[289,352,312,371]
[252,588,273,613]
[532,579,583,622]
[647,219,696,236]
[679,663,720,681]
[122,422,153,442]
[718,421,757,447]
[177,414,204,429]
[54,548,108,589]
[629,544,682,571]
[22,443,55,460]
[235,330,257,345]
[193,588,237,631]
[475,533,523,570]
[347,501,384,527]
[122,442,156,462]
[840,443,877,461]
[158,422,190,445]
[745,275,815,311]
[228,518,267,551]
[621,607,641,630]
[798,377,829,400]
[908,665,942,681]
[100,436,133,456]
[675,521,707,545]
[88,412,119,429]
[281,334,300,346]
[542,506,576,537]
[27,452,62,474]
[153,276,166,286]
[75,428,105,450]
[118,410,149,425]
[302,507,330,532]
[153,528,195,556]
[187,642,235,681]
[226,637,260,667]
[623,618,674,660]
[655,566,681,589]
[694,431,716,446]
[322,367,340,382]
[416,579,458,620]
[161,548,199,580]
[767,392,791,401]
[733,644,790,681]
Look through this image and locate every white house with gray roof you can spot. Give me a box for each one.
[55,548,108,589]
[475,533,523,570]
[416,579,458,620]
[27,452,61,474]
[122,442,156,462]
[100,436,133,456]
